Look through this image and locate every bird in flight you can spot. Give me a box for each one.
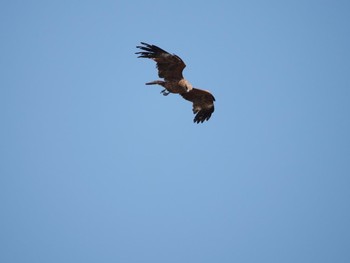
[135,42,215,123]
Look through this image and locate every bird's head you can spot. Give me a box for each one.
[186,83,193,92]
[179,79,193,93]
[184,80,193,92]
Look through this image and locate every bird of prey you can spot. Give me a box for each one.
[135,42,215,123]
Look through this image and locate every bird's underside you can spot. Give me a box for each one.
[145,79,193,96]
[136,42,215,123]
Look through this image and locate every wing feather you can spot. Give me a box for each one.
[136,42,186,81]
[181,88,216,123]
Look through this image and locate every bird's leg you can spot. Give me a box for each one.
[160,89,170,96]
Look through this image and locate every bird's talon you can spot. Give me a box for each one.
[160,89,170,96]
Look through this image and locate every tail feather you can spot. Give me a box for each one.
[145,80,164,86]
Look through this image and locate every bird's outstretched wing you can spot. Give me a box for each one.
[136,42,186,81]
[181,88,216,123]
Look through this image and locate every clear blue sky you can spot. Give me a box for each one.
[1,1,350,262]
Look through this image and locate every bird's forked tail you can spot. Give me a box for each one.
[145,80,165,86]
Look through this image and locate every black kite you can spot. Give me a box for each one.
[136,42,215,123]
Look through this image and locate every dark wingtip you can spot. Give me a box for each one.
[192,107,214,124]
[136,42,169,57]
[140,41,151,46]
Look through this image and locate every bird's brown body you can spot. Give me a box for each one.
[146,79,193,95]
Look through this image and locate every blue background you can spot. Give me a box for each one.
[1,1,350,262]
